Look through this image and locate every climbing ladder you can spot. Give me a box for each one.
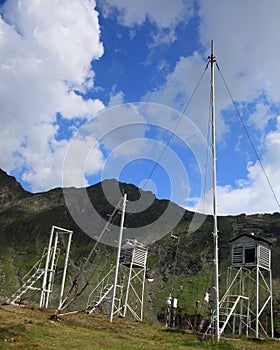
[8,248,48,304]
[86,266,116,314]
[86,284,114,314]
[204,294,250,338]
[9,269,45,304]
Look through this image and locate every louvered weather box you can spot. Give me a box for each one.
[230,233,272,270]
[120,240,147,268]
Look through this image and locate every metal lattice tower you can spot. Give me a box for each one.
[86,194,148,322]
[120,240,148,321]
[205,233,274,339]
[109,194,148,322]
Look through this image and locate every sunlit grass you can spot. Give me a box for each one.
[0,305,279,349]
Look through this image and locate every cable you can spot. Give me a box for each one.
[142,62,210,191]
[216,62,280,209]
[59,197,123,310]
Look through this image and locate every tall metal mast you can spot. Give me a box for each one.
[209,40,220,341]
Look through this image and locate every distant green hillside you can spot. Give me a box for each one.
[0,169,280,333]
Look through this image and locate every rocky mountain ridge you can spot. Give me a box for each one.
[0,169,280,327]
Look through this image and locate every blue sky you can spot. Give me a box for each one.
[1,0,280,215]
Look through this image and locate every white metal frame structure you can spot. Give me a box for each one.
[204,233,274,339]
[39,225,73,308]
[8,225,72,309]
[228,233,273,338]
[87,239,148,322]
[109,193,127,322]
[121,240,148,322]
[86,194,148,322]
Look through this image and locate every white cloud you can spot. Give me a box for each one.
[63,135,104,188]
[196,0,280,214]
[0,0,105,190]
[99,0,193,27]
[198,0,280,103]
[143,52,228,140]
[248,102,273,132]
[138,1,280,214]
[190,117,280,215]
[1,0,279,216]
[80,104,148,156]
[98,0,194,44]
[108,91,125,106]
[21,138,68,192]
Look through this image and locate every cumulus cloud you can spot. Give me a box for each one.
[139,1,280,214]
[98,0,194,44]
[99,0,193,27]
[196,0,280,214]
[62,135,104,188]
[248,102,274,132]
[198,0,280,103]
[189,116,280,215]
[1,0,280,215]
[143,51,228,142]
[0,0,105,191]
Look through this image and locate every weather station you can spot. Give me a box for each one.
[84,194,148,323]
[204,232,274,339]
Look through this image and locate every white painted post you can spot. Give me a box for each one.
[58,230,73,309]
[110,194,127,322]
[40,226,55,308]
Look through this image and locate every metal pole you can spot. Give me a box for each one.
[246,298,250,337]
[58,231,73,309]
[239,269,245,335]
[171,234,180,296]
[110,193,127,322]
[210,40,220,341]
[269,269,274,338]
[123,251,133,318]
[256,265,259,338]
[40,226,55,308]
[140,250,148,321]
[45,230,59,308]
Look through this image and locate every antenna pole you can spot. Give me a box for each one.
[209,40,220,341]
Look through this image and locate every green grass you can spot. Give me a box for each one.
[0,305,279,349]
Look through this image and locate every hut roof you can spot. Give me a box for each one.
[230,232,272,246]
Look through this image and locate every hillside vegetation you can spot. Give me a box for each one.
[1,305,280,349]
[0,169,280,335]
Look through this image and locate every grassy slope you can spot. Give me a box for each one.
[0,305,279,350]
[1,171,280,331]
[1,200,280,328]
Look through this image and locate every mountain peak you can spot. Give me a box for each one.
[0,169,30,207]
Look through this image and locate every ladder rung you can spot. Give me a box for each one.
[28,287,41,291]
